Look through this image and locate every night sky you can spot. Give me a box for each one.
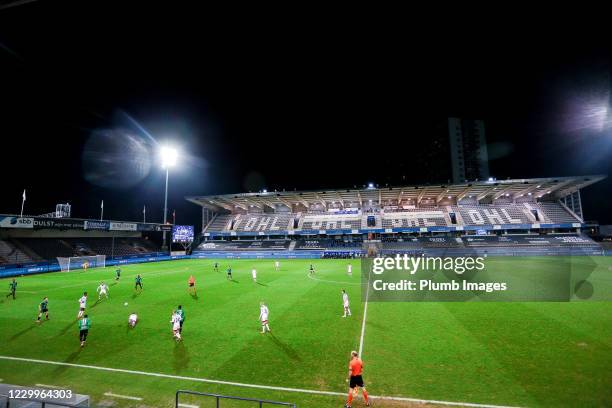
[1,3,611,229]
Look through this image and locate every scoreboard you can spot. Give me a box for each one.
[172,225,194,243]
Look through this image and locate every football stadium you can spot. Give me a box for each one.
[1,175,612,407]
[2,5,612,408]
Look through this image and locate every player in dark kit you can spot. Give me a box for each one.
[135,274,143,291]
[345,351,370,407]
[309,264,315,275]
[214,262,219,272]
[78,314,91,347]
[226,266,232,280]
[115,267,121,281]
[37,297,49,322]
[6,278,17,300]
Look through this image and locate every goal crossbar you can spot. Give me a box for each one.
[56,255,106,272]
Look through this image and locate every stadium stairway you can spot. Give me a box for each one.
[6,239,41,262]
[0,240,35,264]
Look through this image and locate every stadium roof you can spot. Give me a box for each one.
[186,175,606,212]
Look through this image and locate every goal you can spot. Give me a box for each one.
[57,255,106,272]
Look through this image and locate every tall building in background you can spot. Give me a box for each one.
[447,117,489,183]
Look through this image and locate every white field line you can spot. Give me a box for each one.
[35,383,63,388]
[306,273,362,286]
[178,404,199,408]
[358,267,371,357]
[0,355,519,408]
[104,392,143,401]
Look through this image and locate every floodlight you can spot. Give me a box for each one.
[160,146,178,168]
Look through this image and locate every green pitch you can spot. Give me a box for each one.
[1,257,611,407]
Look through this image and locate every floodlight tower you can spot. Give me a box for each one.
[160,146,178,251]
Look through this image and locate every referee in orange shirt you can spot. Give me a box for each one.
[188,274,196,296]
[345,350,370,407]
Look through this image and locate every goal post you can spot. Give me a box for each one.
[57,255,106,272]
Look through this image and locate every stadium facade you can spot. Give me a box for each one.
[187,175,606,258]
[1,175,608,277]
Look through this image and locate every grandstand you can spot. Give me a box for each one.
[187,175,605,257]
[0,216,168,278]
[0,240,33,264]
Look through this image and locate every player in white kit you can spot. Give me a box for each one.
[97,282,109,300]
[259,302,270,334]
[347,264,353,276]
[77,292,88,318]
[128,313,138,328]
[342,289,352,317]
[274,260,280,271]
[171,311,182,341]
[251,268,257,282]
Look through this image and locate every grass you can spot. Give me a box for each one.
[0,257,611,407]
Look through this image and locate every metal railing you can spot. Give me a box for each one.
[176,390,296,408]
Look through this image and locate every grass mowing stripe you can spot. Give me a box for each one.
[26,265,191,294]
[0,355,519,408]
[104,392,143,401]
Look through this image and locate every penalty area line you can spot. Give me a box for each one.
[0,355,519,408]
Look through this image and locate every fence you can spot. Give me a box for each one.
[176,390,296,408]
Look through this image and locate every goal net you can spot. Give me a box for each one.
[57,255,106,272]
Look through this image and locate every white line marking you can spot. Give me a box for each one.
[0,355,518,408]
[35,383,62,389]
[306,273,361,286]
[104,392,143,401]
[178,404,199,408]
[358,268,371,357]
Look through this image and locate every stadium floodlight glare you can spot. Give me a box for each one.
[368,182,374,189]
[159,145,179,251]
[160,146,178,168]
